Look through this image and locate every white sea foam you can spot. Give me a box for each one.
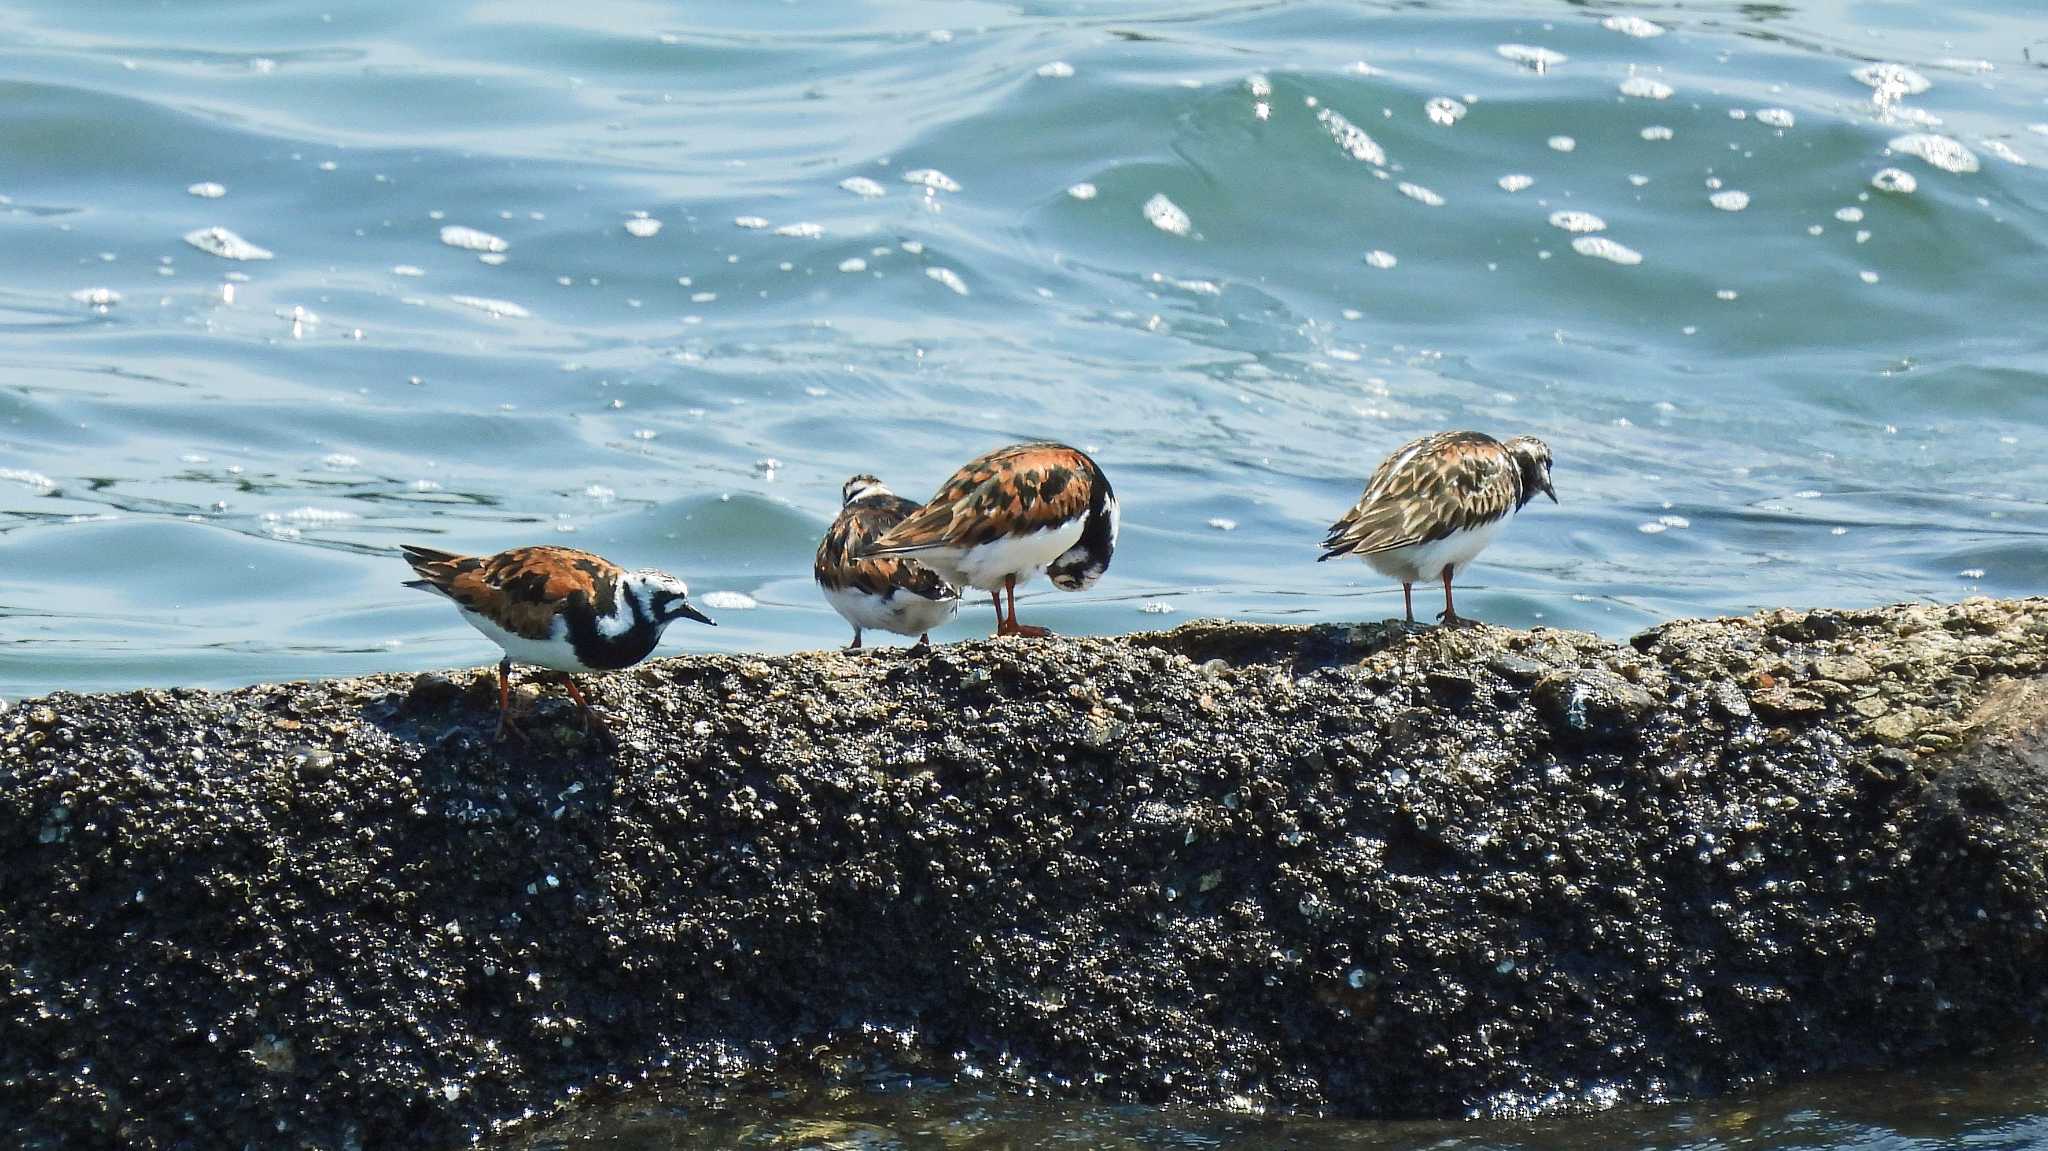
[1498,44,1567,72]
[1870,167,1917,193]
[839,176,886,198]
[187,181,226,198]
[926,266,969,295]
[1143,193,1192,236]
[449,295,530,318]
[439,225,507,253]
[1548,210,1606,233]
[1498,174,1534,192]
[183,227,273,260]
[1709,189,1750,211]
[1640,125,1674,141]
[1602,15,1664,38]
[1888,133,1978,173]
[1316,107,1387,165]
[902,168,962,192]
[1364,250,1397,269]
[1572,236,1642,265]
[1397,182,1444,207]
[1067,182,1098,200]
[1619,76,1672,100]
[1425,97,1467,126]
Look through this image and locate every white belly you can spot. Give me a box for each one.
[823,585,958,637]
[1361,516,1510,583]
[458,608,594,673]
[910,518,1087,593]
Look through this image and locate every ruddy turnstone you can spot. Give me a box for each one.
[815,474,960,651]
[400,544,714,738]
[1318,431,1555,625]
[856,441,1117,637]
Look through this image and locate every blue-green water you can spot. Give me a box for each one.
[2,0,2043,700]
[2,0,2046,1143]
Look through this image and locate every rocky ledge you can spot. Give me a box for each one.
[4,598,2048,1149]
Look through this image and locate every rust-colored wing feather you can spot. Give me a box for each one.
[861,443,1096,555]
[1319,432,1520,559]
[401,544,621,640]
[815,496,957,600]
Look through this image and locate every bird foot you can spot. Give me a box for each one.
[997,622,1053,638]
[1434,610,1479,630]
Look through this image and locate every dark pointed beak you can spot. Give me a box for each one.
[1543,482,1558,504]
[678,601,716,626]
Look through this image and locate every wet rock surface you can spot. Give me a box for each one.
[4,598,2048,1149]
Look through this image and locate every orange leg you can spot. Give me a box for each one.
[989,589,1007,637]
[1436,566,1466,627]
[559,675,609,735]
[495,658,527,743]
[1003,574,1051,638]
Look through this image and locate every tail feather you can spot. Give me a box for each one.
[402,578,453,598]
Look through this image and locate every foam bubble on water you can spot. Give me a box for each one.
[1881,105,1944,130]
[1067,182,1098,200]
[1548,210,1606,233]
[1397,182,1444,207]
[1854,62,1931,104]
[280,506,356,525]
[1755,108,1796,128]
[1548,135,1577,152]
[1143,193,1192,236]
[1498,174,1536,193]
[623,216,662,238]
[733,215,770,229]
[1425,97,1467,126]
[70,287,121,308]
[926,266,969,295]
[1603,15,1664,37]
[1979,139,2029,166]
[839,176,886,198]
[1498,44,1567,73]
[1728,109,1749,121]
[1207,517,1237,531]
[1619,76,1673,100]
[439,225,508,253]
[1036,60,1074,78]
[1858,270,1880,284]
[1640,125,1674,141]
[903,168,961,192]
[838,257,867,273]
[2,468,56,492]
[1715,289,1738,300]
[449,294,530,318]
[1628,173,1650,186]
[699,591,758,610]
[392,264,424,277]
[1835,206,1864,222]
[183,226,272,260]
[1856,229,1872,243]
[1659,515,1691,528]
[1139,601,1176,615]
[1247,74,1272,98]
[1959,568,1986,581]
[187,181,226,198]
[1572,236,1642,265]
[1709,189,1750,211]
[774,222,824,238]
[1316,107,1387,165]
[2032,125,2048,138]
[1638,521,1668,534]
[1364,250,1397,269]
[1888,133,1978,173]
[1870,167,1917,193]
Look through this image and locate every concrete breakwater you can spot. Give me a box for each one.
[3,598,2047,1149]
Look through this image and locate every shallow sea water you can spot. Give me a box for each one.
[2,0,2044,699]
[3,0,2046,1143]
[506,1056,2048,1149]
